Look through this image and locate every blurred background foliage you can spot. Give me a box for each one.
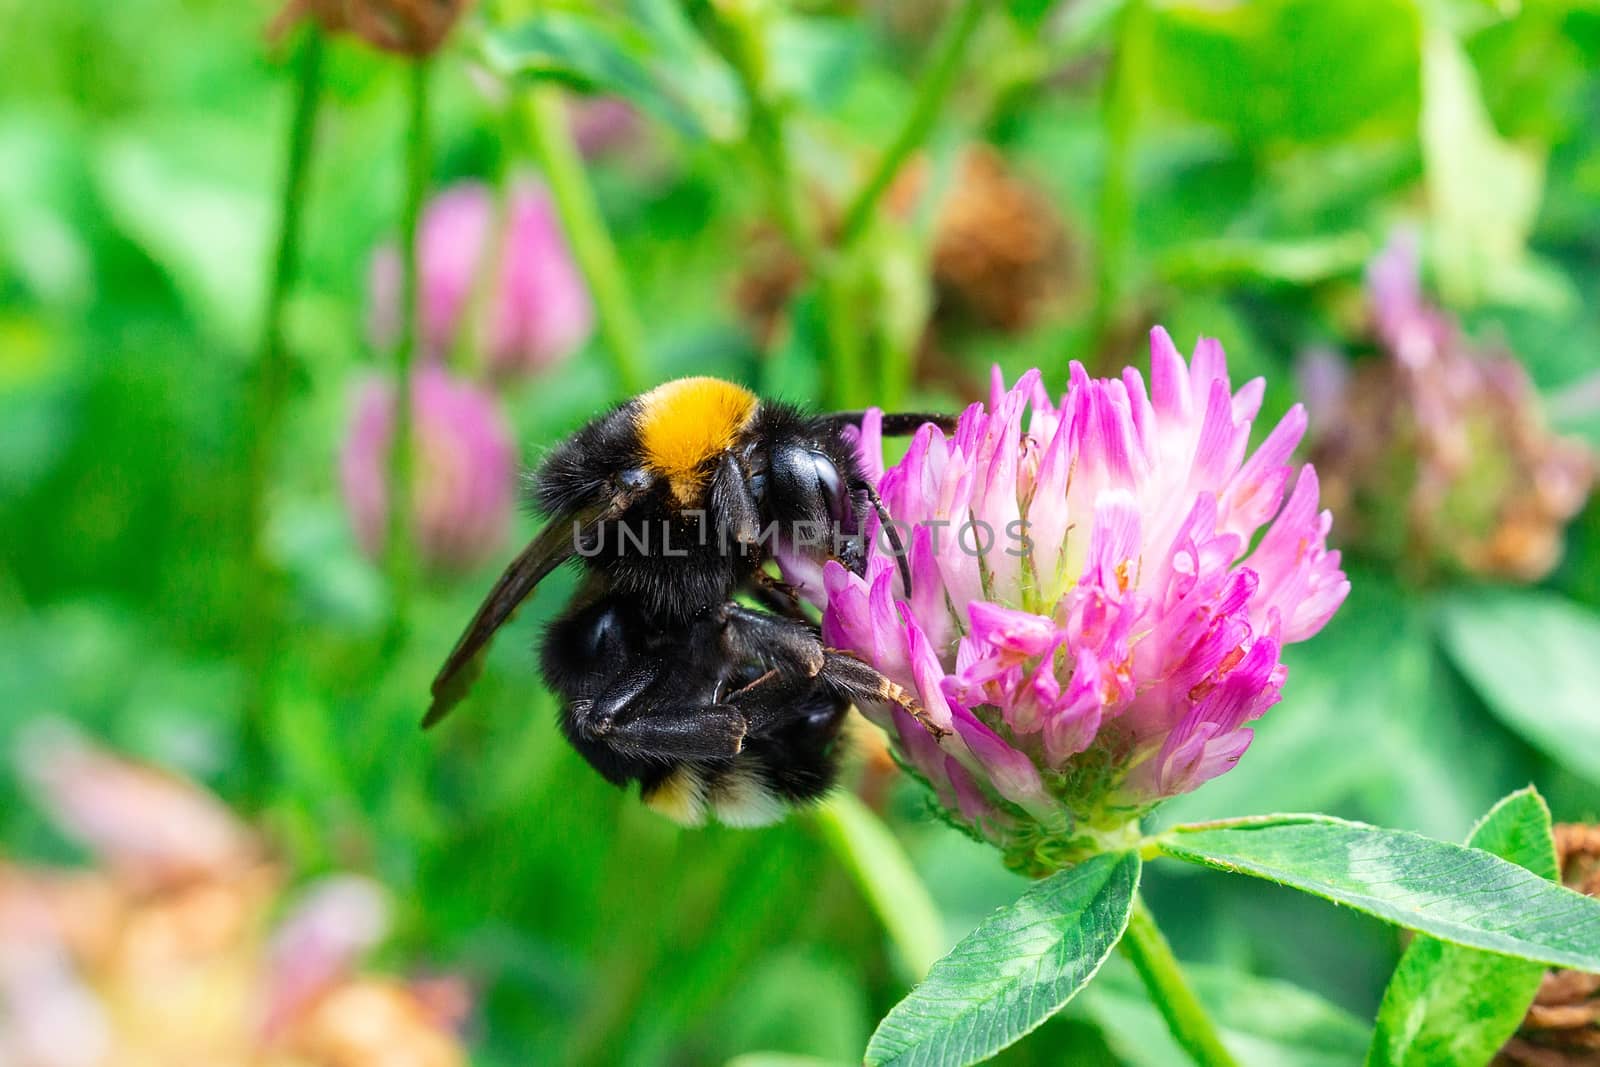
[1,0,1598,1063]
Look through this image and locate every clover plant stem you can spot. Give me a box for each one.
[1120,894,1239,1067]
[699,8,860,406]
[837,0,984,248]
[385,56,432,626]
[1085,0,1139,376]
[819,272,868,410]
[835,0,981,408]
[241,26,324,802]
[708,8,822,270]
[812,792,946,982]
[517,84,648,396]
[257,29,324,438]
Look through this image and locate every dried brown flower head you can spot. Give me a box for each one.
[732,145,1071,353]
[929,145,1071,334]
[1496,824,1600,1067]
[270,0,475,56]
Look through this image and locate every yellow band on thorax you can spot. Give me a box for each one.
[634,377,759,503]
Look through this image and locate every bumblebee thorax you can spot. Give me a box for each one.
[633,377,759,503]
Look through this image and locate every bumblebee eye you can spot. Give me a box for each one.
[585,607,626,657]
[810,452,847,521]
[770,444,847,526]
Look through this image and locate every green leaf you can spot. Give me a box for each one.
[1367,787,1557,1067]
[485,13,713,138]
[1084,957,1372,1067]
[1156,233,1375,288]
[811,792,947,983]
[484,2,745,141]
[1460,789,1561,884]
[1158,814,1600,971]
[1437,588,1600,787]
[92,128,270,350]
[1421,29,1545,307]
[864,851,1139,1067]
[1131,0,1421,147]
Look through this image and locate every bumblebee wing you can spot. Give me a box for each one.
[423,499,616,728]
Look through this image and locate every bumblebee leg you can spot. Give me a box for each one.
[719,604,826,677]
[746,570,810,622]
[569,670,748,761]
[818,650,950,741]
[839,490,870,576]
[722,668,827,738]
[717,604,948,741]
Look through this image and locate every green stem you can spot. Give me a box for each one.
[706,9,823,269]
[258,32,324,419]
[812,792,946,983]
[836,0,980,407]
[386,58,432,622]
[837,0,984,249]
[818,272,864,410]
[702,10,863,405]
[517,85,647,395]
[1120,895,1239,1067]
[1086,0,1138,375]
[240,27,324,803]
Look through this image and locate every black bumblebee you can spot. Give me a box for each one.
[425,377,953,825]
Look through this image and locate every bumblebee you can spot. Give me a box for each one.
[425,376,953,825]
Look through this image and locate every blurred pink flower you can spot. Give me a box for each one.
[1,725,468,1066]
[261,876,391,1038]
[1305,234,1594,582]
[369,180,593,380]
[786,332,1348,870]
[340,365,516,573]
[15,720,257,890]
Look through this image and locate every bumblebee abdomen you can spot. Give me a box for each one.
[638,691,848,828]
[639,748,837,829]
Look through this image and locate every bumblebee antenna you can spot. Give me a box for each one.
[824,411,959,437]
[853,481,915,599]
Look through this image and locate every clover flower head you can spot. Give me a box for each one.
[787,330,1349,871]
[340,365,516,574]
[369,180,593,380]
[1307,233,1594,582]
